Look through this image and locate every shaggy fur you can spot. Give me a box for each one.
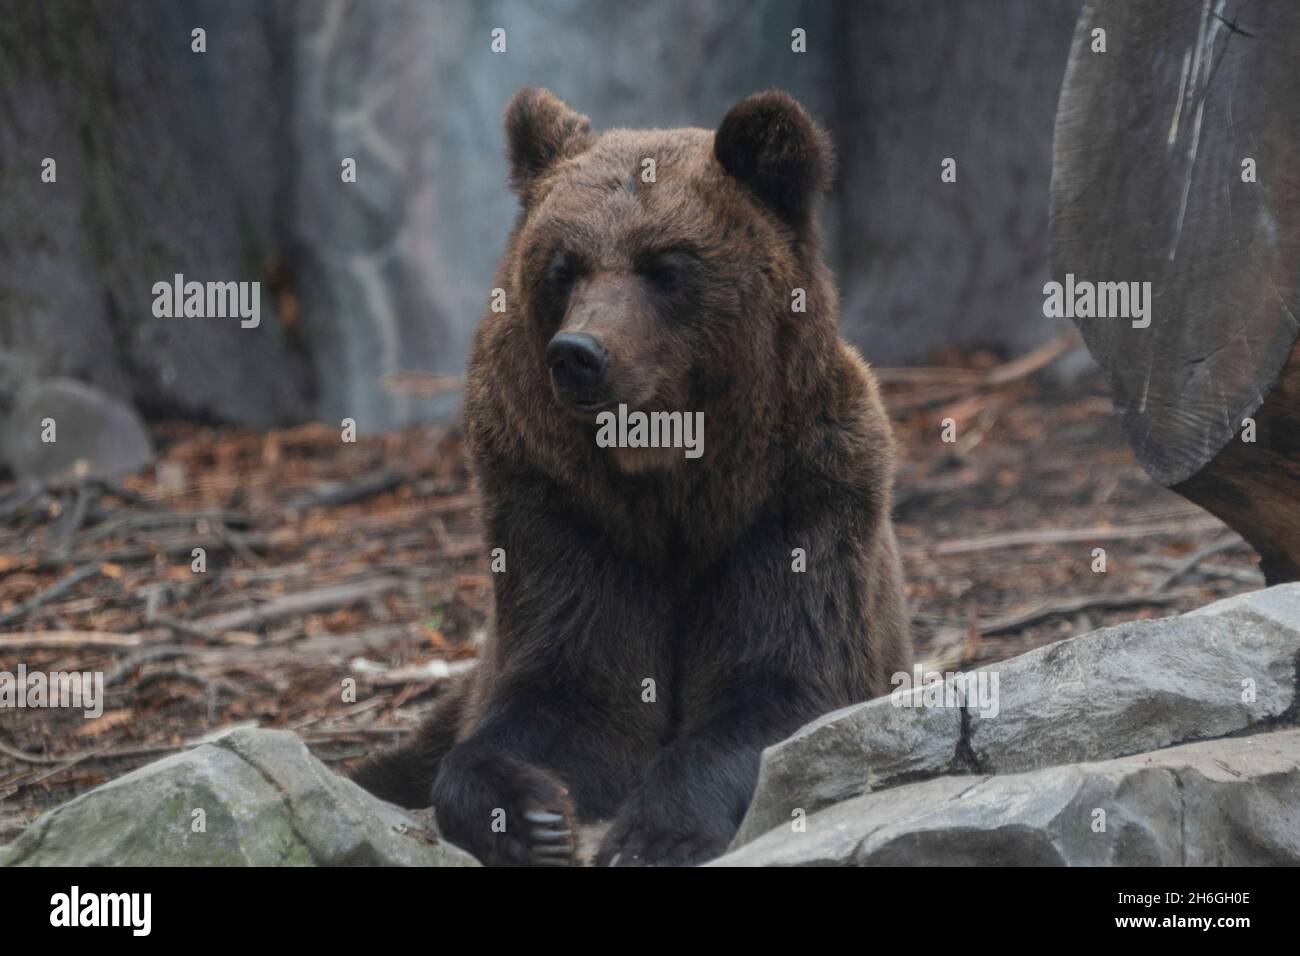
[351,87,911,866]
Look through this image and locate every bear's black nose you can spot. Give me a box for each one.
[546,332,609,393]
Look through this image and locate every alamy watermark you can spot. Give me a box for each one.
[0,664,104,718]
[890,665,1000,719]
[152,273,260,328]
[1042,273,1151,329]
[595,403,704,459]
[50,886,151,936]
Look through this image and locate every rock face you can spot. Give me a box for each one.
[728,585,1300,863]
[715,730,1300,866]
[0,0,1083,435]
[0,1,314,430]
[0,728,477,867]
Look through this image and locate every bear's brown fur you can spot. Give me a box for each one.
[352,87,911,866]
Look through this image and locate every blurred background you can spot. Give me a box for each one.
[0,0,1083,437]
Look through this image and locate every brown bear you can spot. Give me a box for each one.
[351,87,911,866]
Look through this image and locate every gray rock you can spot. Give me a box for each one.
[734,585,1300,849]
[713,729,1300,866]
[733,680,967,846]
[0,728,477,867]
[0,376,153,481]
[968,585,1300,771]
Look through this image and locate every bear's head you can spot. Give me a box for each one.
[498,87,837,472]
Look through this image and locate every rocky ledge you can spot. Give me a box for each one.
[4,586,1297,866]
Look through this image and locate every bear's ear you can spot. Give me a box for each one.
[714,90,834,229]
[504,87,594,199]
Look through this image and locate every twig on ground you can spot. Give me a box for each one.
[0,563,102,628]
[0,742,116,798]
[979,590,1194,636]
[0,740,72,766]
[0,479,45,522]
[190,577,405,635]
[1153,534,1244,591]
[150,614,218,644]
[212,521,262,566]
[106,645,198,686]
[53,482,97,553]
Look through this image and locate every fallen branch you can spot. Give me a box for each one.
[289,471,409,513]
[184,625,420,668]
[304,728,411,742]
[1139,556,1262,585]
[80,509,254,542]
[0,739,72,766]
[876,331,1081,388]
[932,518,1224,556]
[190,577,405,635]
[0,723,261,767]
[350,657,477,686]
[0,630,143,651]
[979,590,1194,636]
[16,532,280,573]
[984,332,1081,386]
[0,742,115,800]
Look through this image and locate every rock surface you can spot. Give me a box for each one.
[7,589,1297,867]
[0,376,153,481]
[735,585,1300,850]
[0,1,314,429]
[715,729,1300,866]
[0,728,477,867]
[0,0,1083,432]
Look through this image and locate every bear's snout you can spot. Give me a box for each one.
[547,332,610,405]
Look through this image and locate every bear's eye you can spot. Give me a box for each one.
[640,251,693,295]
[545,249,582,295]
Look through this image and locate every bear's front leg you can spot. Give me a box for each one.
[433,485,674,865]
[434,672,665,866]
[596,514,904,866]
[593,686,818,866]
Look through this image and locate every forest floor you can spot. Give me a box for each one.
[0,341,1264,837]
